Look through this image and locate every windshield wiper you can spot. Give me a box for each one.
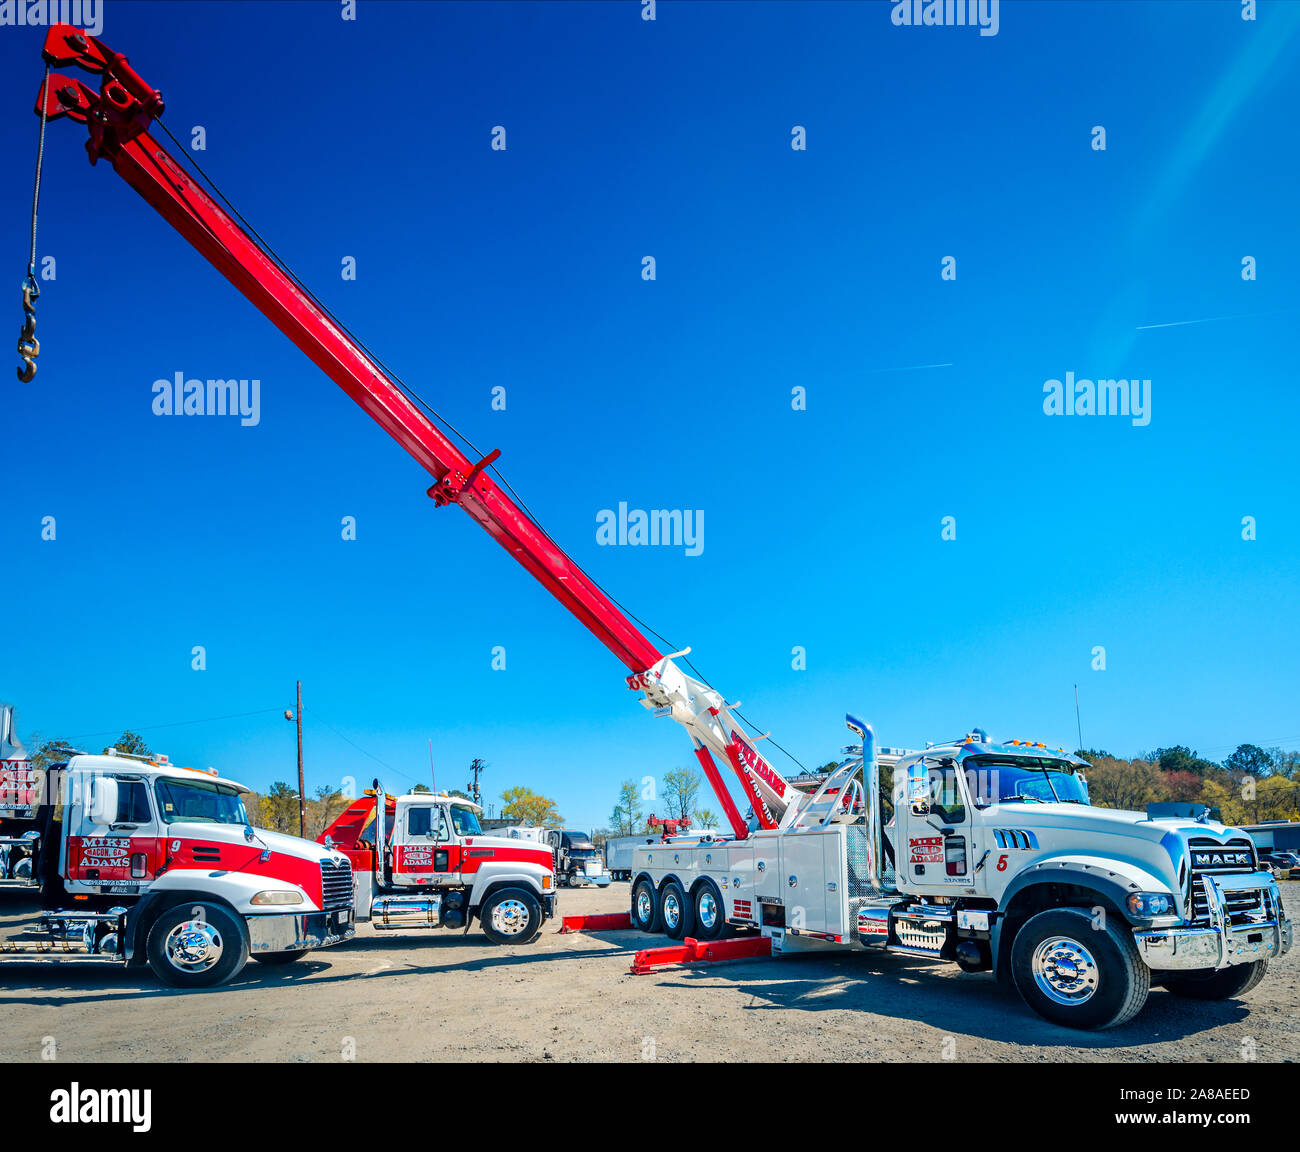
[1000,794,1045,804]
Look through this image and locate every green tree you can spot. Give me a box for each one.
[610,779,644,835]
[500,785,562,827]
[412,783,431,793]
[1074,748,1112,764]
[693,807,719,830]
[104,730,151,758]
[662,766,701,823]
[1147,745,1218,777]
[305,784,350,840]
[1224,744,1274,778]
[1085,757,1164,811]
[253,781,300,833]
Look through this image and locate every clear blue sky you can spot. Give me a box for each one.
[3,1,1298,830]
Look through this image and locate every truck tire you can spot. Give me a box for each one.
[1161,961,1268,1001]
[251,949,310,966]
[146,903,249,989]
[479,887,543,945]
[659,879,694,941]
[1011,907,1149,1030]
[692,879,726,941]
[631,878,661,933]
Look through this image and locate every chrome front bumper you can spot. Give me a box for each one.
[1133,873,1291,972]
[246,909,355,954]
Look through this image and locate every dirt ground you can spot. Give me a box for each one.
[0,882,1296,1063]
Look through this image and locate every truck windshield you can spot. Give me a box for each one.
[450,807,483,836]
[968,759,1089,806]
[155,777,250,824]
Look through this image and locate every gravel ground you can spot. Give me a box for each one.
[0,883,1295,1062]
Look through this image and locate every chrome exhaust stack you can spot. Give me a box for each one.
[371,777,386,892]
[846,714,880,888]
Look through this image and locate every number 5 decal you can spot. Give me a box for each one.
[997,854,1009,872]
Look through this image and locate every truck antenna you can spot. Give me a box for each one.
[1074,683,1084,752]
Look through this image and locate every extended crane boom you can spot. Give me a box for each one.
[26,23,806,842]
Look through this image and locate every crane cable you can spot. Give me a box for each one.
[150,117,806,774]
[15,64,50,383]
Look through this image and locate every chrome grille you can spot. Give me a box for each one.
[320,858,354,911]
[1187,837,1261,925]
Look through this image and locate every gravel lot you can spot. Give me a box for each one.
[0,883,1296,1063]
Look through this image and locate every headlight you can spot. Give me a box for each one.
[1127,892,1173,918]
[250,889,304,906]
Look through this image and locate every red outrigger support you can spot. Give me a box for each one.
[630,934,771,975]
[557,912,633,934]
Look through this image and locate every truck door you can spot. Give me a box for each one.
[899,758,975,896]
[393,803,455,883]
[67,773,162,894]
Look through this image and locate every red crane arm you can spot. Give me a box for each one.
[33,24,662,676]
[29,24,777,843]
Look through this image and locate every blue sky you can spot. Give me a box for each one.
[3,1,1298,830]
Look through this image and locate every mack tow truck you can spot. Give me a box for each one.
[320,786,555,944]
[0,729,355,987]
[19,22,1291,1026]
[628,720,1290,1029]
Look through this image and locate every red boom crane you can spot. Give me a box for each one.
[22,23,811,843]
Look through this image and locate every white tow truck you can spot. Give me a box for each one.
[627,717,1291,1030]
[0,729,355,987]
[319,784,556,943]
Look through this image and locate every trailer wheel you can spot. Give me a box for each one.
[659,880,694,941]
[1010,907,1149,1030]
[146,903,249,989]
[479,888,543,945]
[631,878,661,933]
[251,949,310,966]
[692,880,725,941]
[1161,961,1268,1001]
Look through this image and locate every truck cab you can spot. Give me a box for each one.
[547,829,612,888]
[322,784,556,944]
[0,749,355,988]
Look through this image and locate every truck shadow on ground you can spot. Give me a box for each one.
[652,950,1252,1050]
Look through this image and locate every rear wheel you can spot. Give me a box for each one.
[692,880,725,941]
[1011,907,1149,1030]
[659,880,694,941]
[146,903,249,989]
[479,888,543,945]
[251,949,310,966]
[1162,961,1268,1000]
[631,878,661,933]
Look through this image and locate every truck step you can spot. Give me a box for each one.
[631,934,771,975]
[558,912,633,934]
[887,944,945,959]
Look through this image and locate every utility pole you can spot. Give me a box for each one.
[284,682,305,839]
[468,758,486,807]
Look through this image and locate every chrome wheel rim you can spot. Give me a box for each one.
[698,891,718,930]
[164,919,224,973]
[663,891,681,930]
[1031,935,1099,1005]
[636,888,653,926]
[491,898,530,936]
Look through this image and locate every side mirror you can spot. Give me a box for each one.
[88,777,119,826]
[907,764,930,817]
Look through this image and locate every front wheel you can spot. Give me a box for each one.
[479,888,543,945]
[1161,961,1268,1000]
[251,949,310,966]
[146,903,249,989]
[1011,907,1149,1030]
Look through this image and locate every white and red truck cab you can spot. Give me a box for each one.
[320,781,555,944]
[0,744,355,987]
